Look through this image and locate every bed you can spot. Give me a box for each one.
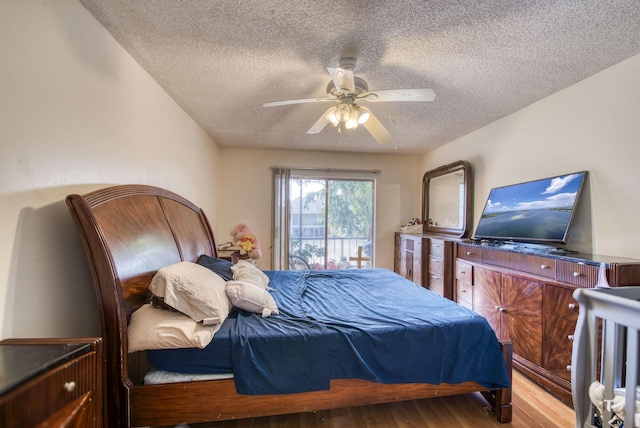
[66,184,513,427]
[571,286,640,428]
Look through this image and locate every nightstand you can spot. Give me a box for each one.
[0,337,102,427]
[218,249,241,263]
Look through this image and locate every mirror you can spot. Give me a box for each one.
[422,160,472,238]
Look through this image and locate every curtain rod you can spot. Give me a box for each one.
[270,165,381,175]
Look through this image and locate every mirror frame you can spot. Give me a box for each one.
[422,160,473,238]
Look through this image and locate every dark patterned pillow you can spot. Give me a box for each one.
[196,254,234,281]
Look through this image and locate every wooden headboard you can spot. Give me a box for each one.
[66,185,218,423]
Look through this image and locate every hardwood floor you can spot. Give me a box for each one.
[185,370,576,428]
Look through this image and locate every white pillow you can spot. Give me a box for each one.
[128,304,220,352]
[226,280,279,318]
[230,260,272,290]
[149,261,230,325]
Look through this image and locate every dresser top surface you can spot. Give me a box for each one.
[458,240,640,266]
[0,343,90,395]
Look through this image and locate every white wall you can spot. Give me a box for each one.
[422,53,640,258]
[5,0,639,343]
[0,0,221,339]
[218,148,423,270]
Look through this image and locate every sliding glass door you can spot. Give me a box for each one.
[288,176,374,270]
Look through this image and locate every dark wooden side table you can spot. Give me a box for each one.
[0,337,102,427]
[218,249,241,263]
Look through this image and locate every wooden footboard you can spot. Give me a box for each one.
[482,339,513,423]
[129,340,512,427]
[572,287,640,428]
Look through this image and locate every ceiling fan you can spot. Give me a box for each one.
[262,58,437,145]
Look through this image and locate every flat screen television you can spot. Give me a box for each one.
[473,171,587,246]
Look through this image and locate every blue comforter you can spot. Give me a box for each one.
[149,268,510,395]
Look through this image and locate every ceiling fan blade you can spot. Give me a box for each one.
[360,107,393,145]
[262,97,335,107]
[327,67,355,94]
[362,88,436,102]
[307,107,335,134]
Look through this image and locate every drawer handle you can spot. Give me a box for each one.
[568,303,576,310]
[461,289,467,293]
[64,381,76,392]
[540,264,548,270]
[573,271,581,277]
[566,365,572,371]
[466,251,472,256]
[494,305,506,313]
[567,334,575,341]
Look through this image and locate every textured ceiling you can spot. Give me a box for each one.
[80,1,640,155]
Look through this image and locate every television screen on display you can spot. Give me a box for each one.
[473,171,587,245]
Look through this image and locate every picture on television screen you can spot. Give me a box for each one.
[474,171,587,244]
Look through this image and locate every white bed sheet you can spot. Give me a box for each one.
[144,368,234,384]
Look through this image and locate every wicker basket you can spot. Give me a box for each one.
[399,224,423,233]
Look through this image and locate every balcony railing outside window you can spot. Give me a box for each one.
[289,236,371,270]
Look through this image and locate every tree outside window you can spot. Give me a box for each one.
[289,178,373,269]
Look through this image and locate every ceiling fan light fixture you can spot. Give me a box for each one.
[345,115,359,130]
[327,103,356,129]
[326,103,368,131]
[326,107,340,126]
[357,106,370,124]
[343,103,361,130]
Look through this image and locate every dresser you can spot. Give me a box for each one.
[394,232,456,299]
[425,236,454,299]
[0,338,102,427]
[394,233,424,286]
[455,242,640,406]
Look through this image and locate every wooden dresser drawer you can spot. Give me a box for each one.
[429,240,445,258]
[0,339,101,428]
[456,279,473,308]
[2,352,96,428]
[544,315,576,352]
[456,261,473,284]
[556,261,599,287]
[544,284,579,321]
[481,246,509,268]
[542,341,573,382]
[457,244,482,263]
[428,255,443,275]
[428,273,444,296]
[509,253,556,279]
